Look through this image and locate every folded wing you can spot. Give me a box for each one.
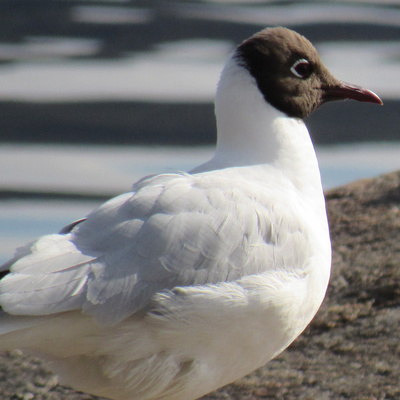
[0,172,307,326]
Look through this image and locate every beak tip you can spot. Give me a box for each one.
[364,88,383,106]
[325,82,384,106]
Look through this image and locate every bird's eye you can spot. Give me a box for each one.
[291,59,311,79]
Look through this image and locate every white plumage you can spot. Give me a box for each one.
[0,27,381,400]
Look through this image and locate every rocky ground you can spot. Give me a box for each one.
[0,170,399,400]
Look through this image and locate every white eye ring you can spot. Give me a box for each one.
[291,58,311,78]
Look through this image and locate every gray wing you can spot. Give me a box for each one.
[0,172,304,325]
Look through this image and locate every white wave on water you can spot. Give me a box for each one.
[175,2,400,26]
[0,39,398,102]
[0,40,228,102]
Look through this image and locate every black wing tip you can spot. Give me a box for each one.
[59,218,87,234]
[0,269,9,281]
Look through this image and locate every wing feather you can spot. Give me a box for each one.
[0,171,309,325]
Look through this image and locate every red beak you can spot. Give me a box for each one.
[323,82,383,105]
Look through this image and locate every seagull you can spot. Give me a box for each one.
[0,27,382,400]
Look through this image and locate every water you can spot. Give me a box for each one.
[0,2,398,147]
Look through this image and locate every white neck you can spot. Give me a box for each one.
[215,57,284,167]
[192,56,323,200]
